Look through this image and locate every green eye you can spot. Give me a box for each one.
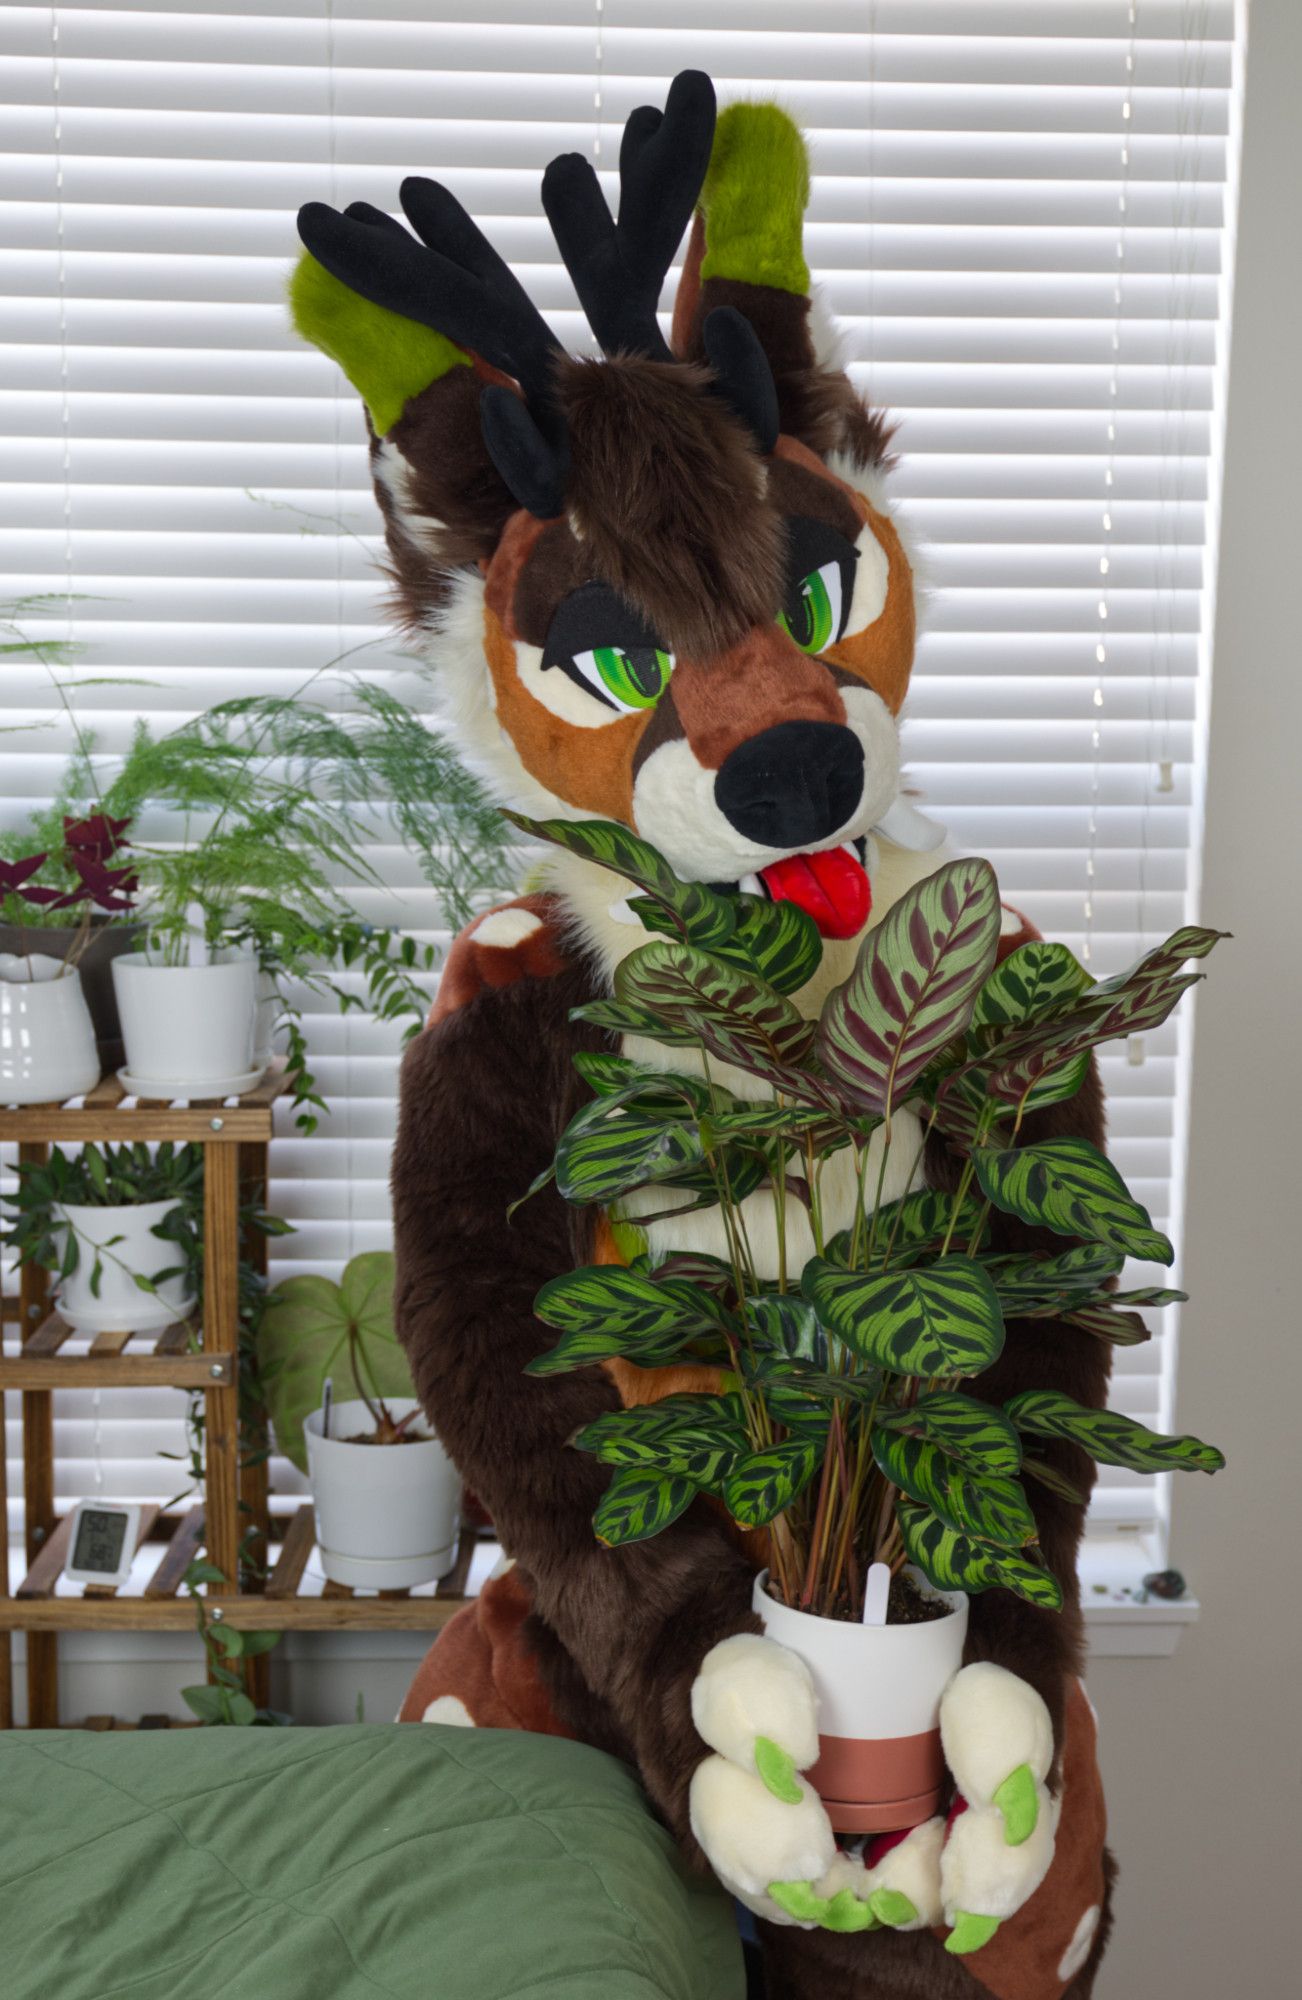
[778,561,844,655]
[572,645,674,714]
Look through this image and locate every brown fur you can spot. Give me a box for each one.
[557,352,785,659]
[375,366,519,630]
[675,250,897,468]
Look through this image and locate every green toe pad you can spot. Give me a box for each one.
[869,1887,918,1928]
[754,1736,803,1805]
[768,1881,878,1932]
[992,1762,1039,1846]
[946,1912,1002,1956]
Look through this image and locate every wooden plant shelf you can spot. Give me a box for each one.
[0,1312,232,1389]
[0,1507,479,1635]
[1,1061,483,1726]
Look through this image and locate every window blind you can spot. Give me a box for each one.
[1,0,1242,1559]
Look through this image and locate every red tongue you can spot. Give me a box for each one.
[758,847,871,940]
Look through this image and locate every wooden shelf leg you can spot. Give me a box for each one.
[202,1145,240,1611]
[237,1138,271,1708]
[19,1141,57,1728]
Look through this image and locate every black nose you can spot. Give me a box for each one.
[714,721,865,849]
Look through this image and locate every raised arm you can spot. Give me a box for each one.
[389,946,762,1844]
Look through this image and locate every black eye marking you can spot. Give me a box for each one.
[778,515,860,656]
[542,580,675,715]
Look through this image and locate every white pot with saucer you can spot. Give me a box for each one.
[112,948,263,1097]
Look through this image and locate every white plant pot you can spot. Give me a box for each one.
[112,949,262,1094]
[754,1568,969,1835]
[0,953,101,1105]
[55,1197,197,1334]
[305,1397,461,1590]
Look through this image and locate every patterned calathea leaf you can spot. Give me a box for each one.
[714,893,823,996]
[1020,1454,1088,1506]
[505,812,737,949]
[816,858,1001,1121]
[803,1254,1005,1377]
[981,1243,1126,1313]
[616,940,824,1101]
[743,1293,828,1368]
[1061,1304,1152,1345]
[976,926,1227,1108]
[972,940,1091,1029]
[873,1432,1036,1548]
[1006,1390,1225,1473]
[698,1104,850,1152]
[870,1187,990,1254]
[972,1136,1174,1264]
[553,1096,706,1206]
[723,1437,823,1527]
[638,1249,737,1296]
[758,1379,833,1434]
[570,1053,711,1110]
[569,997,701,1047]
[876,1389,1023,1476]
[527,1266,731,1375]
[897,1502,1064,1610]
[573,1394,746,1483]
[593,1467,700,1546]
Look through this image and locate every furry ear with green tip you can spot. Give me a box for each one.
[673,101,895,469]
[288,248,471,438]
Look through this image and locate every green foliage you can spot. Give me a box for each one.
[253,1251,414,1470]
[1,1141,203,1295]
[515,819,1224,1619]
[972,1138,1173,1264]
[1005,1391,1225,1474]
[179,1557,286,1727]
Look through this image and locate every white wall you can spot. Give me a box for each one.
[1087,2,1301,1989]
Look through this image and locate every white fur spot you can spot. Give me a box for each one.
[844,517,891,633]
[421,1695,475,1727]
[473,907,543,950]
[691,1632,820,1771]
[1000,905,1025,938]
[940,1661,1054,1805]
[1057,1903,1101,1982]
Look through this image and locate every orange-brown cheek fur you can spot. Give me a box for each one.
[482,604,643,822]
[773,435,916,715]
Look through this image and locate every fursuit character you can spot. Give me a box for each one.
[290,74,1112,2000]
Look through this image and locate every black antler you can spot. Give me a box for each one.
[297,187,569,517]
[542,69,716,362]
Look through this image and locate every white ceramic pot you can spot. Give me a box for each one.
[0,953,101,1105]
[304,1397,461,1590]
[112,949,262,1094]
[55,1196,197,1334]
[754,1569,969,1835]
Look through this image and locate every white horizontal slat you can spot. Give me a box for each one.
[0,4,1239,1547]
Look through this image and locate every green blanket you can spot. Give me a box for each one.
[0,1723,744,2000]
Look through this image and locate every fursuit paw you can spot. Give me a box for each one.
[937,1662,1059,1955]
[689,1634,836,1925]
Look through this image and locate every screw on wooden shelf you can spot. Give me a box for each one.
[210,1605,224,1621]
[27,1302,41,1319]
[209,1117,224,1131]
[209,1363,224,1379]
[32,1524,46,1545]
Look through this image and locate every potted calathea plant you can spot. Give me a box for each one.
[2,1140,201,1334]
[513,815,1225,1836]
[256,1250,460,1588]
